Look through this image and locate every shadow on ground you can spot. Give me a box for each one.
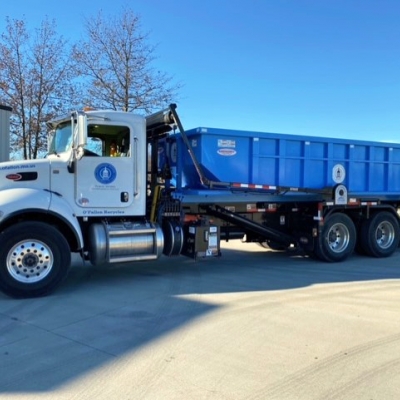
[0,242,399,392]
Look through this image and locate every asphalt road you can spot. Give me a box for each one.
[1,240,400,399]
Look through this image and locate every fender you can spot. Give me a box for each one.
[0,187,84,249]
[0,187,51,218]
[49,191,84,248]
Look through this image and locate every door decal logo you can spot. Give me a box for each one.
[94,163,117,184]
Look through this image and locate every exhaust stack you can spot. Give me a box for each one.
[0,105,12,162]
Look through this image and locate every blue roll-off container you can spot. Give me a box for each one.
[168,127,400,196]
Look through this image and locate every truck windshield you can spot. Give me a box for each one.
[49,122,73,154]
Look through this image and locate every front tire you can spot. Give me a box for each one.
[0,222,71,298]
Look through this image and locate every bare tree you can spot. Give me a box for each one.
[0,17,80,159]
[73,8,180,113]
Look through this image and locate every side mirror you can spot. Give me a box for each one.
[75,146,85,161]
[76,112,87,148]
[69,111,87,163]
[47,129,55,153]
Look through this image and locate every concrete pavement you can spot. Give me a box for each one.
[1,241,400,399]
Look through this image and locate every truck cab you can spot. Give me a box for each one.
[47,109,147,216]
[0,108,164,298]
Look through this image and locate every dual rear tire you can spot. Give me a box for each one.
[315,213,356,262]
[359,211,400,258]
[315,211,400,262]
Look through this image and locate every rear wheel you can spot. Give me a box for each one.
[316,213,356,262]
[0,222,71,298]
[360,211,400,257]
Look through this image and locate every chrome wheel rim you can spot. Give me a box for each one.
[6,240,54,283]
[326,223,350,253]
[375,221,396,249]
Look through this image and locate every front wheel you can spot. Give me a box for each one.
[316,213,356,262]
[0,222,71,298]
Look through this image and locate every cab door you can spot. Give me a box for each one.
[75,155,134,208]
[75,123,135,209]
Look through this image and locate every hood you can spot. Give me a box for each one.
[0,158,51,192]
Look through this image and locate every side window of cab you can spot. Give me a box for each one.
[86,124,130,157]
[85,137,103,156]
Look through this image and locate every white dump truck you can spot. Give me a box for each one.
[0,104,399,298]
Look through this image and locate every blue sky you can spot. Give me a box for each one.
[1,0,400,142]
